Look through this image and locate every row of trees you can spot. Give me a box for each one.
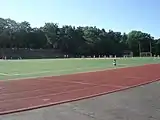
[0,17,160,56]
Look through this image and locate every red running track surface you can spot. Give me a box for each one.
[0,64,160,115]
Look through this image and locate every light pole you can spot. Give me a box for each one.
[149,40,152,53]
[149,40,152,56]
[138,41,141,57]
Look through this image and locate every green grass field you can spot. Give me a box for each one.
[0,57,159,81]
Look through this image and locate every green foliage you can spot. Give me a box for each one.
[0,17,158,56]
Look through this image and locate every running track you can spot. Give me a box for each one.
[0,64,160,115]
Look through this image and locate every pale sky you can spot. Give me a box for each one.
[1,0,160,38]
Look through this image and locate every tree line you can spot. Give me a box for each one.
[0,17,160,56]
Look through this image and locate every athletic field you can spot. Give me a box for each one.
[0,57,160,115]
[0,57,159,80]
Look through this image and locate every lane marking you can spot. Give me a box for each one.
[0,84,80,96]
[60,80,125,88]
[0,85,109,103]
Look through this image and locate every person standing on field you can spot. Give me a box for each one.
[113,59,117,66]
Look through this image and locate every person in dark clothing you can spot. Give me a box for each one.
[113,59,117,66]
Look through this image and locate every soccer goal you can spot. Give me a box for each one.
[140,52,152,57]
[138,40,152,57]
[123,51,133,58]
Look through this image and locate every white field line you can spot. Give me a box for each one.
[0,73,8,75]
[0,58,117,62]
[0,57,143,62]
[0,64,129,77]
[8,66,114,76]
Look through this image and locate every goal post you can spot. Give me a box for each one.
[140,52,152,57]
[138,40,152,57]
[123,50,133,58]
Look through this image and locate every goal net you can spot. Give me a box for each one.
[123,51,133,58]
[140,52,152,57]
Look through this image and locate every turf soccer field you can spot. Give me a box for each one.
[0,57,159,81]
[0,57,160,115]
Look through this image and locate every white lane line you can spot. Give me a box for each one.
[61,80,125,88]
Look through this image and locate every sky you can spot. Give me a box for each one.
[1,0,160,38]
